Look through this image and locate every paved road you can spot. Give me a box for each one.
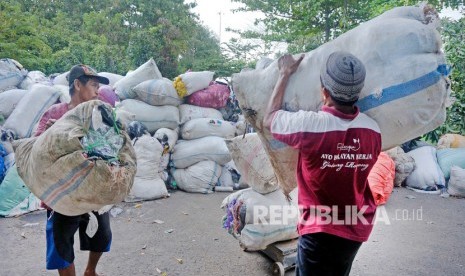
[1,188,464,276]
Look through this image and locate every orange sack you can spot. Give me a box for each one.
[368,152,395,205]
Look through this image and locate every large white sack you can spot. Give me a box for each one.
[405,146,446,190]
[171,160,221,193]
[232,5,449,196]
[114,58,162,100]
[98,72,123,86]
[125,135,169,202]
[18,71,50,90]
[221,188,298,251]
[52,71,69,86]
[218,165,234,188]
[385,146,416,187]
[53,84,71,103]
[448,166,465,197]
[0,58,27,92]
[0,89,28,118]
[225,133,279,194]
[173,71,214,98]
[3,84,61,138]
[117,99,179,133]
[171,136,232,169]
[133,78,181,106]
[179,104,223,124]
[154,127,178,152]
[181,118,236,140]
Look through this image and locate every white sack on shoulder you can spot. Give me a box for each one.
[232,5,449,196]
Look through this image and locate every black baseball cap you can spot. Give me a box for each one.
[67,64,109,87]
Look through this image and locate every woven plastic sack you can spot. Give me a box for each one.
[171,160,221,193]
[221,188,298,251]
[3,84,61,138]
[436,148,465,180]
[179,104,223,124]
[405,146,445,190]
[98,85,118,107]
[125,135,169,202]
[18,71,50,90]
[133,78,181,106]
[385,146,416,187]
[13,100,137,216]
[448,166,465,197]
[52,71,69,86]
[171,136,232,169]
[97,72,123,86]
[114,58,162,100]
[186,82,230,108]
[225,133,278,194]
[437,134,465,149]
[154,127,178,153]
[173,71,214,98]
[117,99,179,133]
[0,58,27,92]
[181,118,236,140]
[367,152,395,205]
[232,5,449,197]
[0,89,27,119]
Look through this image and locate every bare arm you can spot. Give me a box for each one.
[263,54,304,131]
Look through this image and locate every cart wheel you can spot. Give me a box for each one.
[272,262,285,276]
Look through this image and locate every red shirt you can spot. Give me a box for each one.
[34,102,69,137]
[271,106,381,242]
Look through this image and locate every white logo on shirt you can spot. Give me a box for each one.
[337,138,360,152]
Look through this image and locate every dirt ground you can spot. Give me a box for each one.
[1,187,464,276]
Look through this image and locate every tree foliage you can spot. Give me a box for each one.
[231,0,464,52]
[0,0,234,78]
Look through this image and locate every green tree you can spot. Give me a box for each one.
[231,0,464,53]
[424,16,465,142]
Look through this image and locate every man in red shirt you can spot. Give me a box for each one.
[263,52,381,275]
[35,65,111,276]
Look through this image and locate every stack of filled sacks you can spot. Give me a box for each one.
[171,104,232,193]
[0,59,73,217]
[169,70,248,193]
[221,188,298,251]
[111,58,181,194]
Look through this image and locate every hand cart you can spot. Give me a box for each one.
[260,239,298,276]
